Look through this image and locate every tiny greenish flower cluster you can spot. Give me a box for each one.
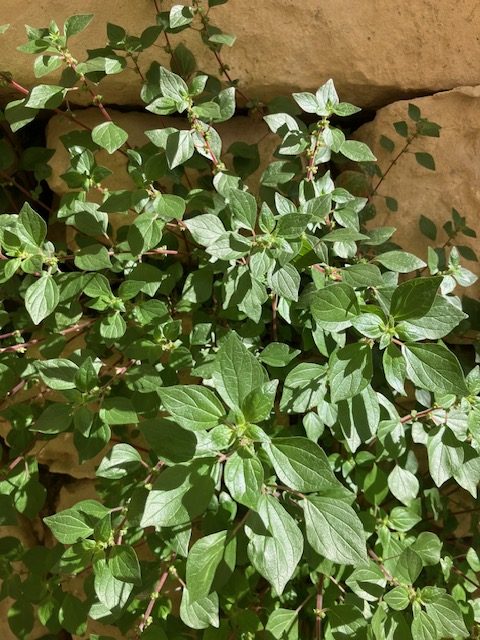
[0,3,479,639]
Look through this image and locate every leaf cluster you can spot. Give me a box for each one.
[0,5,479,640]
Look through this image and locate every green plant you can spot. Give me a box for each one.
[0,4,480,639]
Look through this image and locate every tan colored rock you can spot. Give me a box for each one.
[55,478,99,511]
[353,85,480,294]
[1,1,480,109]
[31,433,106,478]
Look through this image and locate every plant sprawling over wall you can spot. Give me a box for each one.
[0,3,480,639]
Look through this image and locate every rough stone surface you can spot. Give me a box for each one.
[32,434,106,479]
[353,85,480,294]
[1,1,480,108]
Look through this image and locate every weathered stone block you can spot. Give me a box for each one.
[1,1,480,108]
[354,86,480,295]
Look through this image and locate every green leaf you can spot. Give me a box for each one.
[388,466,419,505]
[159,385,225,430]
[25,84,66,109]
[227,188,257,231]
[310,283,359,331]
[375,251,426,273]
[59,594,88,635]
[180,589,219,630]
[408,103,422,121]
[246,495,303,594]
[332,102,361,117]
[224,451,264,509]
[212,332,267,411]
[64,14,94,38]
[94,559,133,612]
[44,509,94,544]
[185,214,226,245]
[384,586,410,611]
[275,213,311,238]
[100,313,126,339]
[169,4,194,29]
[396,295,467,341]
[166,130,194,168]
[328,343,373,403]
[193,101,222,121]
[390,276,442,321]
[280,363,326,413]
[208,32,236,47]
[33,403,72,434]
[108,545,141,584]
[216,87,236,122]
[74,244,112,271]
[263,437,341,493]
[412,532,442,566]
[159,66,188,101]
[186,531,228,600]
[99,397,138,425]
[342,264,384,288]
[394,121,408,137]
[383,344,406,395]
[340,140,376,162]
[141,462,215,528]
[8,601,34,639]
[25,275,59,324]
[172,43,197,78]
[259,343,300,367]
[127,212,163,254]
[146,96,178,115]
[265,608,298,639]
[5,98,38,132]
[427,427,463,488]
[411,611,437,640]
[242,380,278,423]
[393,547,422,583]
[292,92,319,113]
[91,122,128,154]
[402,343,468,396]
[322,228,368,242]
[419,214,437,241]
[96,444,143,479]
[337,386,380,452]
[302,496,367,565]
[17,202,46,247]
[380,135,395,152]
[385,196,398,212]
[35,358,79,390]
[425,594,469,638]
[345,562,386,602]
[415,152,435,171]
[269,264,300,302]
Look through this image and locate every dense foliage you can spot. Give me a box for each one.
[0,3,480,639]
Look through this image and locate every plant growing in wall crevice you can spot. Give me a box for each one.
[0,4,479,639]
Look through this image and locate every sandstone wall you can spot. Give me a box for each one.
[354,86,480,290]
[0,1,480,108]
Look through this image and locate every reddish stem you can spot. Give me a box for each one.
[137,566,171,635]
[400,406,437,424]
[0,170,52,214]
[0,319,94,354]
